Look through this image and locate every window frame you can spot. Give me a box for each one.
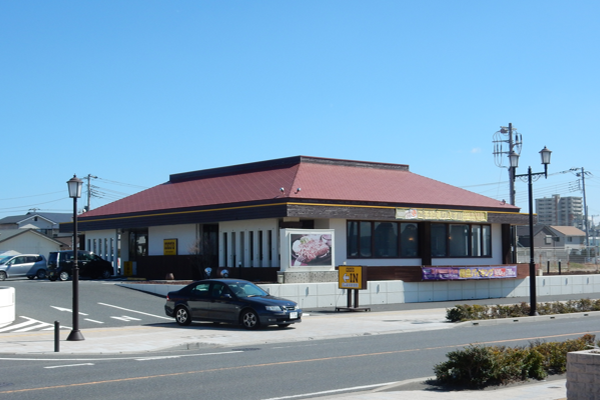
[430,223,492,258]
[347,220,420,259]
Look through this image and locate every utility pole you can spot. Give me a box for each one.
[84,174,98,212]
[571,167,591,248]
[493,123,523,205]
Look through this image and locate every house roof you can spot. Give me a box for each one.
[0,212,71,225]
[81,156,519,220]
[0,229,63,245]
[549,226,586,236]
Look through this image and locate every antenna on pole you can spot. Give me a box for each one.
[493,123,523,205]
[84,174,98,212]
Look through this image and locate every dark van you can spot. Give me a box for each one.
[47,250,113,281]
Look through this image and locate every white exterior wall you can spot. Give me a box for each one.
[85,229,120,272]
[148,225,197,256]
[220,219,279,268]
[0,233,60,259]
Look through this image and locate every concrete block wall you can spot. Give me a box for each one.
[0,286,15,328]
[567,350,600,399]
[118,275,600,309]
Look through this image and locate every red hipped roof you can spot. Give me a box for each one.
[82,156,518,217]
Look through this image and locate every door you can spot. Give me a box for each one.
[7,256,29,277]
[208,282,238,322]
[187,282,212,320]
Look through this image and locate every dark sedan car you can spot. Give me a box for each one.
[165,279,302,330]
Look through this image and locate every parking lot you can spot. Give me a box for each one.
[0,279,170,333]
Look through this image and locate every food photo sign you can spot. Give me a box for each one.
[280,229,335,271]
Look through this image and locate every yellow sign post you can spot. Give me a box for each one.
[336,266,369,312]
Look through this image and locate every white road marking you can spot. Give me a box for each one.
[50,306,88,316]
[0,350,243,362]
[110,316,142,321]
[261,382,399,400]
[44,363,95,369]
[0,318,38,332]
[98,302,172,320]
[84,318,104,324]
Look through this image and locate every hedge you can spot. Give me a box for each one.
[433,334,596,388]
[446,299,600,322]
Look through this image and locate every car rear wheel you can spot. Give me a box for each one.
[58,271,70,281]
[0,271,6,281]
[175,306,192,326]
[240,310,260,330]
[36,269,47,279]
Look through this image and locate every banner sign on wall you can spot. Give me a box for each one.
[396,208,488,223]
[422,265,517,280]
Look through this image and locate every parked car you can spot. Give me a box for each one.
[165,278,302,329]
[0,254,47,280]
[47,250,113,281]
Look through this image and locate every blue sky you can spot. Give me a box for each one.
[1,1,598,226]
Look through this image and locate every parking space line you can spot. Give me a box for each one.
[98,302,172,320]
[0,319,37,333]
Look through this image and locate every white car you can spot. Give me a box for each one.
[0,254,47,280]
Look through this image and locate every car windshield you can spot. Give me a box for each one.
[0,256,12,265]
[228,282,269,298]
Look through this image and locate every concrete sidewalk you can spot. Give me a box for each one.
[0,304,571,399]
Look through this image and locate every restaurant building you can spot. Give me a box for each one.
[67,156,530,284]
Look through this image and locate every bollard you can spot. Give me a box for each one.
[547,261,550,274]
[54,321,60,352]
[558,261,562,275]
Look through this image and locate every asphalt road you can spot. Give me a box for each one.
[0,317,598,399]
[1,279,169,332]
[1,279,600,399]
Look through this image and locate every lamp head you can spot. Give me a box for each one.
[540,146,552,165]
[67,175,83,199]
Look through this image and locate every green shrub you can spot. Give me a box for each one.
[446,298,600,322]
[433,335,596,388]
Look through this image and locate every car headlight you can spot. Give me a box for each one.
[265,306,283,312]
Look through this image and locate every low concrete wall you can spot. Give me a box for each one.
[117,274,600,309]
[0,286,15,328]
[567,350,600,399]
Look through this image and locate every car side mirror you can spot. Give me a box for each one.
[222,293,233,300]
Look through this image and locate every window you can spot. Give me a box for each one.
[347,221,419,258]
[431,223,491,258]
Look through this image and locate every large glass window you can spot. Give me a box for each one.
[400,223,418,257]
[348,221,419,258]
[449,224,469,257]
[431,224,447,257]
[431,223,491,258]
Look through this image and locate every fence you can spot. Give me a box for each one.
[516,246,599,272]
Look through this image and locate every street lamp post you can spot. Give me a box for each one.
[511,147,552,316]
[66,174,85,341]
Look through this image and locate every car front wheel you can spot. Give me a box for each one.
[0,271,6,281]
[175,306,192,326]
[99,269,112,279]
[240,310,260,330]
[36,269,47,279]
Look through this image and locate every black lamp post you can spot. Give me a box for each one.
[511,147,552,316]
[66,174,85,341]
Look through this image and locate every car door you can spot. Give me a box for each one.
[208,282,238,323]
[187,282,212,320]
[7,256,29,277]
